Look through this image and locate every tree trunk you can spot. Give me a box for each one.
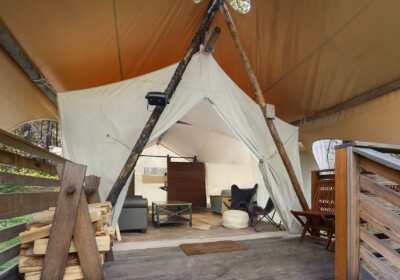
[46,120,51,150]
[55,122,59,147]
[106,0,223,206]
[39,121,44,147]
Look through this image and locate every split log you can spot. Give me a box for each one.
[106,0,223,206]
[33,235,111,255]
[220,2,309,211]
[20,246,34,257]
[25,265,83,280]
[19,224,52,244]
[33,208,102,223]
[19,254,79,273]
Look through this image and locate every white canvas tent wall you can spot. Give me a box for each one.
[134,99,264,207]
[58,53,303,229]
[134,142,256,207]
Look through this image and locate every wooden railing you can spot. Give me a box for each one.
[335,142,400,279]
[0,128,66,279]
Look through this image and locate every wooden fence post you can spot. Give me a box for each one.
[335,146,361,279]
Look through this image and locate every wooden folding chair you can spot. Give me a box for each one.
[291,179,335,249]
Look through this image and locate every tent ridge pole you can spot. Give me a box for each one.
[291,79,400,126]
[220,2,310,212]
[0,23,57,105]
[106,0,223,206]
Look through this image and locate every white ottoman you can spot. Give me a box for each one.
[222,210,249,229]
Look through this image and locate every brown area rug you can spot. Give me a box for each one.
[180,240,246,256]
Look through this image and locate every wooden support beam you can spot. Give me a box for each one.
[106,0,223,206]
[0,23,57,104]
[334,148,348,279]
[47,164,104,279]
[291,79,400,126]
[40,162,86,280]
[203,26,221,53]
[220,2,310,211]
[72,192,104,279]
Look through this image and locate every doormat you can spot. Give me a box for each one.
[180,240,246,256]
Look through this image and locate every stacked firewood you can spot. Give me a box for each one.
[18,202,114,280]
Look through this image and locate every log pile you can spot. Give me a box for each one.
[18,202,114,280]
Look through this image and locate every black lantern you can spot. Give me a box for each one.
[145,92,169,106]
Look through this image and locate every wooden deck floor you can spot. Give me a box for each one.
[115,209,286,250]
[104,236,334,279]
[105,209,334,279]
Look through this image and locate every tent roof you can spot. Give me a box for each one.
[1,0,400,146]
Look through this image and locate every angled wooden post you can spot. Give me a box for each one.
[41,163,104,280]
[41,162,86,279]
[220,2,309,211]
[106,0,223,206]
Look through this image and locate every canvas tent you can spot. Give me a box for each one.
[1,0,400,152]
[58,53,303,229]
[1,0,400,233]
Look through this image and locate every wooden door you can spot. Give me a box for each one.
[167,160,206,207]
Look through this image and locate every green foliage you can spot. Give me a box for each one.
[0,121,61,272]
[0,237,20,251]
[0,214,33,229]
[0,215,33,272]
[0,257,18,273]
[0,163,58,179]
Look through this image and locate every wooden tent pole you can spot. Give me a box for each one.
[220,2,310,211]
[106,0,223,206]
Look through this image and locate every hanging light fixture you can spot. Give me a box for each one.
[145,92,169,107]
[193,0,251,14]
